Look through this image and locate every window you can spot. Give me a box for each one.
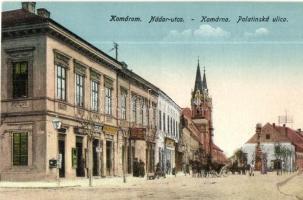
[132,96,137,123]
[91,80,99,111]
[13,132,28,166]
[56,65,66,100]
[13,62,28,98]
[105,87,112,115]
[163,113,166,132]
[121,90,127,120]
[153,106,156,128]
[140,100,144,125]
[266,134,270,140]
[173,119,175,136]
[170,118,173,135]
[176,121,178,136]
[159,110,162,130]
[75,73,84,107]
[167,116,170,134]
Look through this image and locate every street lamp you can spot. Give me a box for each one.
[52,115,61,186]
[52,116,62,130]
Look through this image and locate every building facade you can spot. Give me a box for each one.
[0,3,158,181]
[242,123,303,171]
[155,91,181,174]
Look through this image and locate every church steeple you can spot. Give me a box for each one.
[194,58,203,93]
[202,66,208,91]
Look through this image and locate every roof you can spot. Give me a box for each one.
[2,9,122,68]
[278,126,303,152]
[212,143,223,152]
[2,9,47,28]
[246,123,303,152]
[193,61,203,93]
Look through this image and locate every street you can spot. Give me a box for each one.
[0,172,302,200]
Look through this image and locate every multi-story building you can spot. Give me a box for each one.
[0,3,158,181]
[155,90,181,173]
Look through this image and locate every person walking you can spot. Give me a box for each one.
[249,161,255,176]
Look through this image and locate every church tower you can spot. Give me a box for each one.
[191,59,214,158]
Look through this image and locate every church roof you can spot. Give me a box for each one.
[193,60,203,93]
[202,67,208,90]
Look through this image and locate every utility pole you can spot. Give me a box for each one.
[109,42,119,60]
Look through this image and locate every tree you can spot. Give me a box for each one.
[274,143,293,173]
[78,112,102,187]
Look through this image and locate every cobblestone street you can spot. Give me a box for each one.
[1,172,302,200]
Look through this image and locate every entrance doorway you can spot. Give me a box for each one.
[76,136,85,177]
[106,140,113,176]
[58,135,65,178]
[93,139,99,176]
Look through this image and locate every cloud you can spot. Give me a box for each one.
[193,24,230,38]
[244,27,270,37]
[165,24,230,40]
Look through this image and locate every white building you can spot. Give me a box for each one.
[242,123,297,172]
[242,143,295,171]
[155,90,181,173]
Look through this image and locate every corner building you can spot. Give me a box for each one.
[0,3,157,181]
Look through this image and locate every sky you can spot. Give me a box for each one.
[2,2,303,156]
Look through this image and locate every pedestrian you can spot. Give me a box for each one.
[249,162,254,176]
[166,160,171,175]
[133,158,139,177]
[139,159,145,177]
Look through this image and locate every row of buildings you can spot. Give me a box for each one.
[0,2,226,181]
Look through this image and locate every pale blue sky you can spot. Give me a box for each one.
[2,2,303,156]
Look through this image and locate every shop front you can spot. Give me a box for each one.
[164,137,176,174]
[129,128,146,176]
[102,125,118,176]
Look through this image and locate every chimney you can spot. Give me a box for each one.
[283,124,286,127]
[21,2,36,13]
[37,8,50,18]
[273,123,275,128]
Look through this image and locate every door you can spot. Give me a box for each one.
[106,140,113,176]
[76,137,85,177]
[58,139,65,178]
[93,139,99,176]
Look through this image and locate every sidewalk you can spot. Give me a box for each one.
[0,174,178,189]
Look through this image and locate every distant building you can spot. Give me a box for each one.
[179,60,226,167]
[242,123,303,171]
[155,91,181,174]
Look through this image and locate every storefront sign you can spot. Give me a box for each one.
[130,128,146,140]
[103,125,117,135]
